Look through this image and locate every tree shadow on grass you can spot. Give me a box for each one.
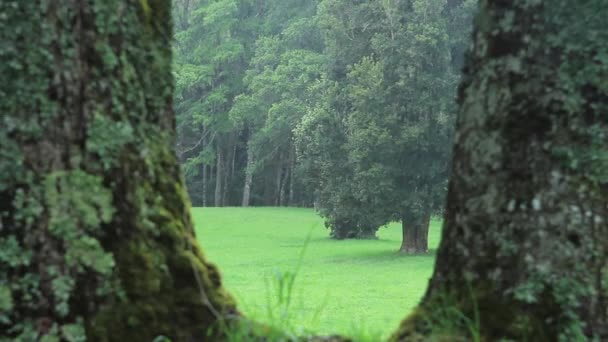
[308,236,397,244]
[326,248,438,264]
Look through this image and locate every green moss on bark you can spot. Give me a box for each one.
[1,0,236,340]
[392,0,608,340]
[88,143,237,341]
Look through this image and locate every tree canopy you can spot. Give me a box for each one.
[174,0,475,248]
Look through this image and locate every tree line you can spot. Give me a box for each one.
[173,0,476,250]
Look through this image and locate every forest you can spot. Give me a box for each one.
[173,0,475,248]
[1,0,607,341]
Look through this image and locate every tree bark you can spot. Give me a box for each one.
[201,130,208,207]
[279,165,287,207]
[214,144,222,207]
[202,163,208,207]
[399,215,417,254]
[175,0,191,30]
[415,212,431,253]
[222,135,236,207]
[0,1,236,341]
[399,211,429,254]
[231,138,237,181]
[274,154,283,206]
[241,142,254,207]
[288,148,296,206]
[393,1,608,340]
[222,155,229,207]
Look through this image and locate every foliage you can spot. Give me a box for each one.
[295,0,475,242]
[173,0,475,245]
[173,0,322,207]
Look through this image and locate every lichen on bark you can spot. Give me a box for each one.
[0,1,236,341]
[392,0,608,340]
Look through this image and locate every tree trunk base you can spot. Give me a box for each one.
[399,246,428,255]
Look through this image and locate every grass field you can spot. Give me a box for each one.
[192,207,441,339]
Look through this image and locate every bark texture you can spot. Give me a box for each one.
[0,1,236,341]
[215,143,223,207]
[242,144,254,207]
[393,0,608,340]
[400,212,431,254]
[202,162,208,207]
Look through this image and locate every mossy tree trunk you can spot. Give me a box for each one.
[0,1,236,341]
[393,0,608,340]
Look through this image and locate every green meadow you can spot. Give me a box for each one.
[193,207,441,339]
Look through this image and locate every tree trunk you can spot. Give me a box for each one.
[182,0,190,29]
[176,0,191,30]
[222,136,235,206]
[222,157,229,207]
[415,212,431,253]
[241,142,254,207]
[274,154,283,206]
[214,144,222,207]
[399,217,417,254]
[202,163,208,207]
[231,139,237,181]
[279,165,287,207]
[288,148,296,206]
[201,131,208,207]
[393,1,608,340]
[399,212,429,254]
[0,1,236,341]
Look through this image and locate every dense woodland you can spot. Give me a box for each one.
[173,0,476,246]
[1,0,607,341]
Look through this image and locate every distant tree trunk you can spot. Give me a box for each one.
[399,216,417,254]
[393,1,608,340]
[202,162,208,207]
[279,165,287,207]
[177,0,191,30]
[415,212,431,253]
[242,143,254,207]
[214,144,222,207]
[0,1,236,341]
[222,157,229,207]
[200,131,208,207]
[231,139,237,180]
[399,211,429,254]
[222,137,236,206]
[288,148,296,206]
[446,0,464,10]
[274,154,283,206]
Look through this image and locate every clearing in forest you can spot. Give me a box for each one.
[193,207,440,338]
